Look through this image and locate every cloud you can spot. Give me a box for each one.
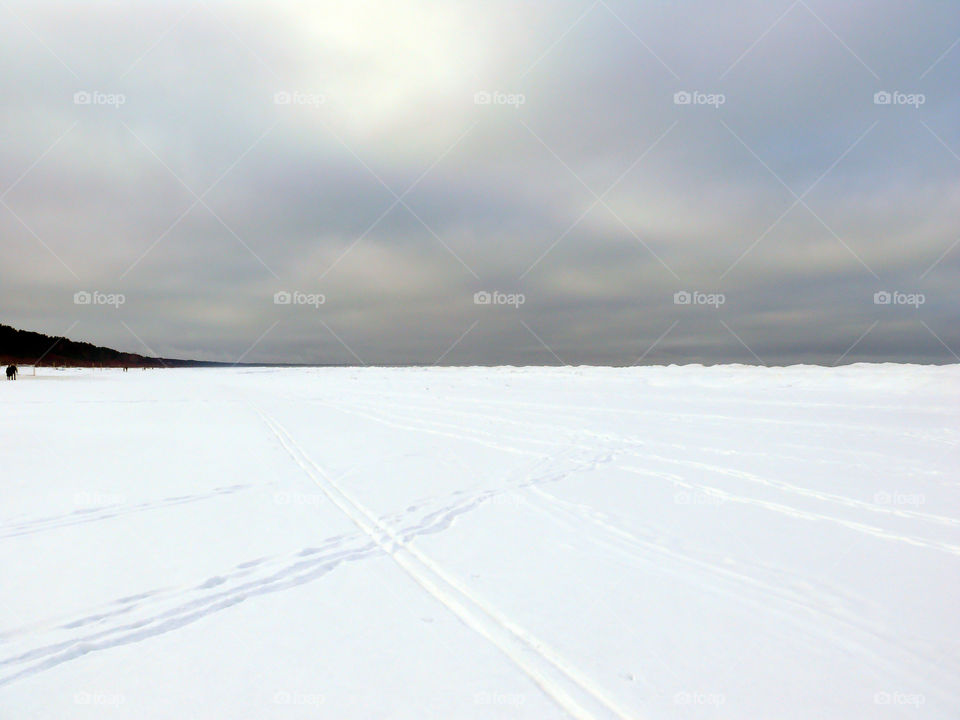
[1,0,958,364]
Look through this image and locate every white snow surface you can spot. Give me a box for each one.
[1,364,958,719]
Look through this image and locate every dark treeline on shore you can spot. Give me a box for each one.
[0,324,219,368]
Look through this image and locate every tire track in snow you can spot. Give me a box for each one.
[337,394,960,531]
[524,486,960,688]
[314,398,548,457]
[347,389,944,476]
[629,453,960,528]
[321,397,598,454]
[340,386,960,556]
[255,407,639,720]
[618,465,960,557]
[362,388,957,448]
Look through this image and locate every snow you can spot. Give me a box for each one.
[1,364,958,718]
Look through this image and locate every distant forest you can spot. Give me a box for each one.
[0,324,214,368]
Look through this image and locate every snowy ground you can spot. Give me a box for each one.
[1,365,958,719]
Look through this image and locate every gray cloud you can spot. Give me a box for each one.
[2,1,958,365]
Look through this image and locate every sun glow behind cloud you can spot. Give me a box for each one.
[1,0,958,364]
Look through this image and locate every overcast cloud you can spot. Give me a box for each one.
[1,1,958,364]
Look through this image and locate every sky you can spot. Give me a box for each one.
[1,0,958,365]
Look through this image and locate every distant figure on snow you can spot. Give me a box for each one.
[6,365,18,380]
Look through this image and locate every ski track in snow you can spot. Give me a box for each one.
[523,486,960,690]
[0,416,613,706]
[271,384,960,711]
[0,468,584,690]
[254,406,638,720]
[323,387,960,634]
[0,484,254,539]
[2,366,958,718]
[312,394,960,553]
[338,392,959,518]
